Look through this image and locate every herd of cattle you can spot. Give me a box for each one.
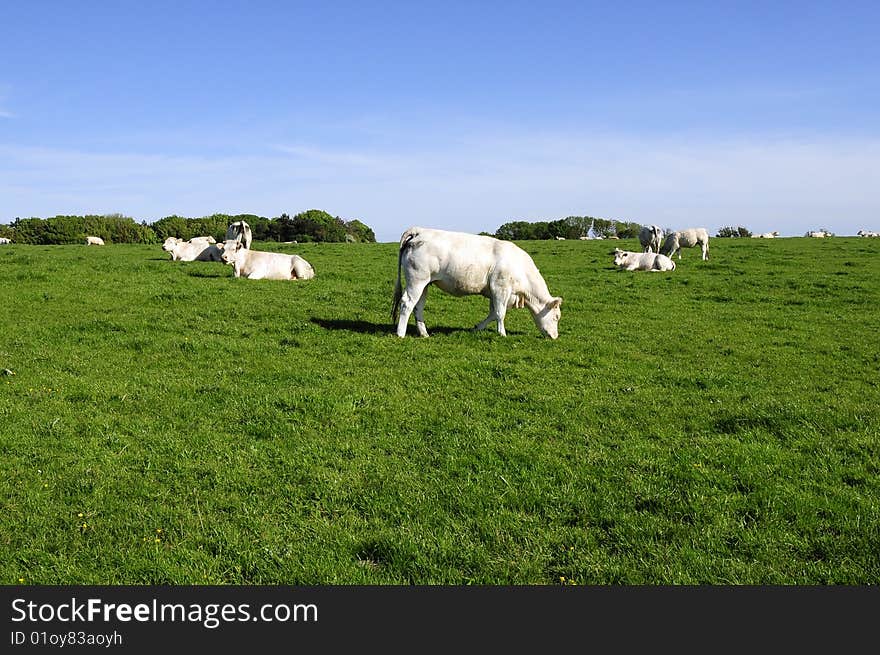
[609,225,709,273]
[160,221,314,280]
[0,221,877,339]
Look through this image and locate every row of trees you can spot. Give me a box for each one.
[716,226,753,238]
[1,210,376,245]
[492,216,645,241]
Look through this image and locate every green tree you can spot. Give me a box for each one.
[290,209,348,242]
[344,219,376,243]
[717,226,752,238]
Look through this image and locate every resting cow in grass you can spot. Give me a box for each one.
[218,240,315,280]
[613,248,676,272]
[391,226,562,339]
[162,237,223,262]
[85,236,105,245]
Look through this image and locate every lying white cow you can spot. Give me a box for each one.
[638,225,664,253]
[391,226,562,338]
[85,236,105,245]
[857,230,879,237]
[162,236,222,262]
[806,230,830,238]
[226,221,253,250]
[613,248,676,272]
[190,235,216,243]
[752,231,780,238]
[218,240,315,280]
[661,227,709,260]
[0,237,11,244]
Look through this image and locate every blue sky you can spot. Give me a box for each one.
[2,1,878,241]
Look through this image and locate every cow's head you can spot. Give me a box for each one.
[533,297,562,339]
[218,240,243,265]
[162,237,180,251]
[612,249,629,267]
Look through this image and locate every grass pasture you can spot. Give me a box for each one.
[1,236,878,584]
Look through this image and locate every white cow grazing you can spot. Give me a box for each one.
[0,237,11,244]
[226,221,253,250]
[857,230,879,237]
[661,227,710,260]
[218,240,315,280]
[613,248,676,272]
[638,225,664,253]
[752,231,780,238]
[391,226,562,339]
[85,236,105,245]
[162,237,223,262]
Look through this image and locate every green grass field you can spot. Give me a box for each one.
[1,236,878,584]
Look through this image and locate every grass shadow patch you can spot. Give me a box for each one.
[310,317,467,336]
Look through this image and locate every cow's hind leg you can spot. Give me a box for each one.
[396,280,430,337]
[473,297,498,333]
[474,291,510,336]
[413,286,430,337]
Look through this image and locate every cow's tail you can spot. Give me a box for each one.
[391,229,418,323]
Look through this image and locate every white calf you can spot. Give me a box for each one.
[162,237,223,262]
[661,227,709,260]
[613,248,676,272]
[218,240,315,280]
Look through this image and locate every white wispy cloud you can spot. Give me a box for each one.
[1,134,878,241]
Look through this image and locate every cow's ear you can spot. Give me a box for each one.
[549,297,562,309]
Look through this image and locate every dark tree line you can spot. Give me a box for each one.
[716,226,753,238]
[1,210,376,245]
[493,215,644,241]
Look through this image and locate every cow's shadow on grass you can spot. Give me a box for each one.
[186,268,228,278]
[309,318,466,336]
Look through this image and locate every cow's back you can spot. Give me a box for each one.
[404,227,536,296]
